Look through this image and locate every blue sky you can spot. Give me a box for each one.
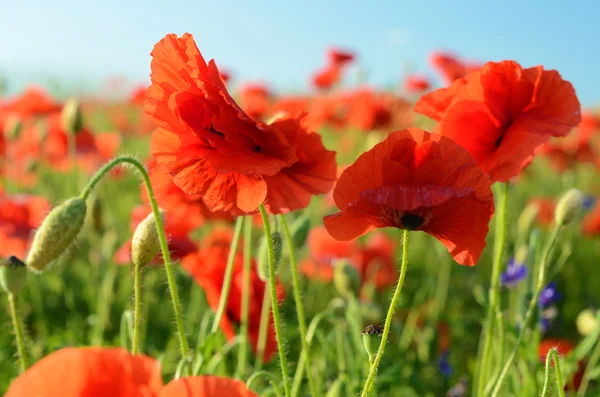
[3,0,600,105]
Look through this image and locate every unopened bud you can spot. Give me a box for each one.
[26,197,87,272]
[257,231,282,281]
[131,210,164,268]
[61,98,83,135]
[576,309,598,336]
[514,245,529,265]
[362,324,383,359]
[333,259,361,299]
[517,203,539,242]
[0,256,27,294]
[555,189,583,226]
[4,114,22,140]
[289,214,310,249]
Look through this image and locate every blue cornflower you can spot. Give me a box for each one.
[582,195,596,212]
[437,350,452,378]
[500,258,528,287]
[447,377,469,397]
[539,282,561,308]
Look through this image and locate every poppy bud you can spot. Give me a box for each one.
[257,231,282,281]
[0,256,28,295]
[131,210,164,268]
[555,189,583,226]
[289,214,310,249]
[26,197,87,272]
[514,245,529,265]
[333,259,361,299]
[576,309,598,336]
[4,114,22,140]
[362,324,383,360]
[61,98,84,135]
[517,203,539,242]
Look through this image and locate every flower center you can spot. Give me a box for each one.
[401,213,424,230]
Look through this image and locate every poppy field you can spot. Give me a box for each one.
[2,32,600,397]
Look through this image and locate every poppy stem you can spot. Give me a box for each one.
[576,324,600,396]
[490,224,562,396]
[210,216,245,334]
[68,132,78,194]
[8,293,29,372]
[258,204,291,397]
[236,216,253,378]
[279,214,321,397]
[131,260,142,354]
[80,156,190,360]
[477,181,509,397]
[541,348,566,397]
[254,282,272,370]
[360,229,410,397]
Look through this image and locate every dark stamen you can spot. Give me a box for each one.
[494,134,504,148]
[254,145,262,153]
[207,125,225,137]
[401,213,424,230]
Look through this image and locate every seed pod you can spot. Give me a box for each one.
[576,309,598,336]
[555,189,583,226]
[26,197,87,272]
[0,256,28,295]
[257,231,282,281]
[131,210,164,268]
[362,324,383,359]
[333,259,361,299]
[289,213,310,249]
[61,98,83,135]
[3,114,22,140]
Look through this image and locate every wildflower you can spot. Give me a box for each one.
[539,282,560,308]
[324,128,495,266]
[239,84,271,121]
[415,60,581,182]
[429,51,468,84]
[500,258,528,287]
[312,64,343,90]
[583,200,600,236]
[447,377,469,397]
[300,226,357,281]
[327,48,355,66]
[3,86,61,118]
[404,75,431,94]
[437,350,453,377]
[0,194,50,260]
[576,309,598,336]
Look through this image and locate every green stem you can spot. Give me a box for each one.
[8,293,29,372]
[541,348,566,397]
[132,261,142,354]
[247,371,284,397]
[577,335,600,396]
[254,283,272,370]
[81,156,190,359]
[68,131,78,194]
[258,204,291,397]
[477,182,509,397]
[360,229,410,397]
[91,262,118,346]
[490,225,562,396]
[211,216,245,334]
[280,215,320,397]
[236,216,253,377]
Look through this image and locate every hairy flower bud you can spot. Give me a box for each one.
[131,210,164,268]
[61,98,84,135]
[0,256,28,295]
[577,309,598,336]
[362,324,383,359]
[26,197,87,272]
[555,189,583,226]
[333,259,361,299]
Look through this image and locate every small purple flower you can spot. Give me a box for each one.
[500,258,528,287]
[437,350,452,378]
[539,282,560,308]
[582,195,596,212]
[447,377,468,397]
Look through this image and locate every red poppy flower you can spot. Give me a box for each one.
[537,138,595,173]
[312,64,343,90]
[530,198,556,227]
[415,60,581,182]
[327,48,355,66]
[345,89,395,132]
[6,347,257,397]
[129,85,148,106]
[146,33,297,214]
[356,232,398,289]
[304,94,348,131]
[577,112,600,143]
[583,201,600,236]
[219,70,231,83]
[538,338,585,391]
[271,96,311,118]
[404,75,431,94]
[262,114,337,214]
[300,226,358,281]
[4,86,62,118]
[0,194,50,260]
[182,228,284,362]
[239,84,271,121]
[323,128,495,266]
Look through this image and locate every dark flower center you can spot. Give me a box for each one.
[401,213,424,230]
[494,134,504,148]
[208,125,225,137]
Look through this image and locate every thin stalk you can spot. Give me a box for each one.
[577,336,600,396]
[81,156,190,358]
[254,285,272,370]
[236,216,253,377]
[258,204,291,397]
[279,215,320,397]
[360,229,410,397]
[8,293,29,372]
[91,262,118,346]
[490,225,562,396]
[477,181,510,397]
[211,216,245,333]
[132,261,142,354]
[542,348,566,397]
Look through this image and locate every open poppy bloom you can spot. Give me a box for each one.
[344,89,396,132]
[146,33,298,214]
[0,194,50,260]
[239,84,272,121]
[583,201,600,236]
[529,197,556,227]
[129,85,148,106]
[312,64,343,90]
[5,347,257,397]
[429,51,468,84]
[404,75,431,94]
[3,86,62,118]
[327,48,355,66]
[537,138,595,173]
[323,128,495,266]
[415,60,581,182]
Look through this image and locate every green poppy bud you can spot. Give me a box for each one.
[61,98,84,135]
[26,197,87,272]
[131,210,164,268]
[0,256,28,295]
[362,324,383,360]
[555,189,583,226]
